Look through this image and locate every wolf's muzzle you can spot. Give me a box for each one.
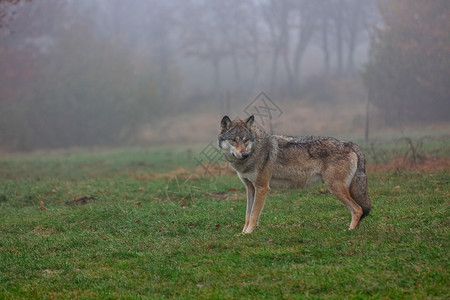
[233,152,249,160]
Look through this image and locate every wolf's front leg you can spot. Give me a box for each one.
[243,185,269,234]
[242,179,255,233]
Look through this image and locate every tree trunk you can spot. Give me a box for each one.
[279,11,295,96]
[345,1,362,75]
[322,12,330,74]
[230,48,241,93]
[293,16,315,94]
[335,0,344,75]
[270,46,279,93]
[212,58,221,103]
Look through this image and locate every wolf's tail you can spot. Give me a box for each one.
[349,143,371,219]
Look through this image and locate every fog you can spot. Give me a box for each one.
[0,0,448,151]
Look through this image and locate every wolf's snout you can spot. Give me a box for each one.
[232,152,249,160]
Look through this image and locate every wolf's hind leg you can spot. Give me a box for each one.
[327,182,363,230]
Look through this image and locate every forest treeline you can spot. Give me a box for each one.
[363,0,450,126]
[0,0,448,150]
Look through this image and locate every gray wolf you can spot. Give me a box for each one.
[218,115,371,234]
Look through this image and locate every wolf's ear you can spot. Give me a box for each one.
[245,115,254,128]
[221,116,232,132]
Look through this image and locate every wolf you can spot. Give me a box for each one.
[218,115,371,234]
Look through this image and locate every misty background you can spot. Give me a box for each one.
[0,0,448,151]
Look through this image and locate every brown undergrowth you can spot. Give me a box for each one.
[367,156,450,172]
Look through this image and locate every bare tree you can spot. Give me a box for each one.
[327,0,377,76]
[262,0,318,97]
[344,0,378,75]
[0,0,32,34]
[291,1,318,91]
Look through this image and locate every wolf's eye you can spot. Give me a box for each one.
[242,137,248,143]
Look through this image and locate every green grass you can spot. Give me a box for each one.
[0,146,448,299]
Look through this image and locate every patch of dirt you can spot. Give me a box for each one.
[130,166,191,182]
[65,195,97,205]
[367,156,450,172]
[206,190,239,201]
[192,162,235,177]
[32,226,62,236]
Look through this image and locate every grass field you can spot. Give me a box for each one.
[0,143,448,299]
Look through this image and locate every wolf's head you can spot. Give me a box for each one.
[218,115,255,161]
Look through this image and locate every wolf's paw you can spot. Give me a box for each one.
[242,227,255,234]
